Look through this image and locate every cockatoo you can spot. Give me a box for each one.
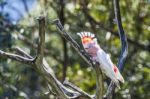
[77,32,124,88]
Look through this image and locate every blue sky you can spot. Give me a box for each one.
[0,0,37,24]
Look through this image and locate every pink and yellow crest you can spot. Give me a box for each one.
[81,36,93,44]
[77,32,95,44]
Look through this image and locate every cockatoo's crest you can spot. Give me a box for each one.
[77,32,97,44]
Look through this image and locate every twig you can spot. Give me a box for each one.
[13,47,33,59]
[105,0,128,98]
[0,50,34,65]
[63,80,93,99]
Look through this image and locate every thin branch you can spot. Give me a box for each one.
[53,19,103,99]
[63,80,93,99]
[114,0,128,71]
[13,47,33,59]
[0,50,34,65]
[106,0,128,98]
[59,0,68,82]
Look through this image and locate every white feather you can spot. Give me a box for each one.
[77,33,82,38]
[93,38,98,44]
[81,32,85,37]
[87,32,91,37]
[97,49,119,87]
[90,33,95,38]
[84,32,88,36]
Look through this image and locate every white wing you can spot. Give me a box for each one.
[97,49,118,83]
[106,53,114,66]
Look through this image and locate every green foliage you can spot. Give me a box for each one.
[0,0,150,99]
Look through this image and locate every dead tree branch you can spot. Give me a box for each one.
[0,50,34,65]
[63,80,93,98]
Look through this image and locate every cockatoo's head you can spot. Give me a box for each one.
[77,32,99,57]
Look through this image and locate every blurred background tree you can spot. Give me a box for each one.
[0,0,149,99]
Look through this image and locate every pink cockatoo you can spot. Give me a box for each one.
[77,32,124,88]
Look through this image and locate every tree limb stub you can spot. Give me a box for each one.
[35,16,45,65]
[0,50,34,65]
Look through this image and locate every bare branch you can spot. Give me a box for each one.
[13,47,33,59]
[35,16,45,64]
[0,50,34,65]
[63,80,93,99]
